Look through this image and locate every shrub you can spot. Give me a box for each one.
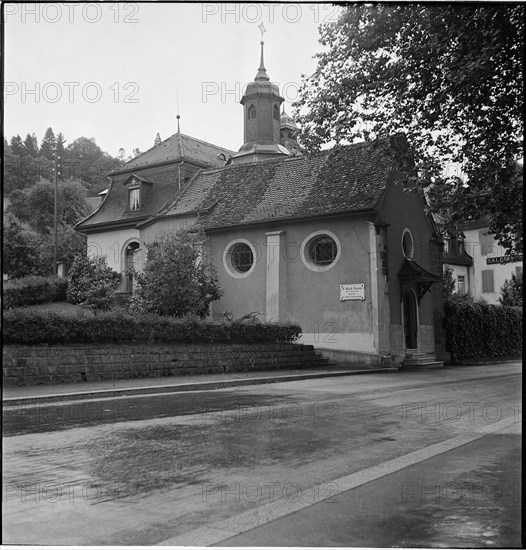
[67,255,120,312]
[444,294,522,362]
[130,229,222,318]
[2,275,68,309]
[499,272,523,307]
[2,309,302,346]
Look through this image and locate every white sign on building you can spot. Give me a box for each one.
[340,283,365,301]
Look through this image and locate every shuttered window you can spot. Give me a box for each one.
[481,270,495,293]
[479,230,495,257]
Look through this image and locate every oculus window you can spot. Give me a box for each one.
[231,242,254,273]
[301,230,341,272]
[223,239,257,279]
[309,236,337,266]
[402,229,414,259]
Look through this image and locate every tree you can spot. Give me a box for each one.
[8,177,90,233]
[499,272,523,307]
[23,133,39,157]
[64,136,120,193]
[294,4,523,253]
[10,135,24,156]
[40,127,56,161]
[67,255,120,312]
[442,266,457,298]
[130,229,223,317]
[154,133,161,146]
[2,213,49,278]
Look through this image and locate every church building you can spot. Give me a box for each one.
[76,38,448,366]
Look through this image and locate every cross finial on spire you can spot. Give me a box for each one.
[255,23,269,81]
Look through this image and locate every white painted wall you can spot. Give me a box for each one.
[463,228,522,304]
[87,229,141,273]
[445,264,470,293]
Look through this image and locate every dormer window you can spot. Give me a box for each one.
[129,187,140,211]
[248,104,256,119]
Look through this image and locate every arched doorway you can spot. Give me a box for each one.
[403,290,418,350]
[124,242,140,293]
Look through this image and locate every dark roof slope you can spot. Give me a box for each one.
[149,139,396,229]
[113,133,234,173]
[76,171,182,230]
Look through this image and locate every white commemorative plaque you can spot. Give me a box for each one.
[340,283,365,301]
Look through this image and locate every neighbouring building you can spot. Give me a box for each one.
[459,219,522,304]
[76,39,448,365]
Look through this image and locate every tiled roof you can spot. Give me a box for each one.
[114,133,234,172]
[151,139,395,229]
[76,133,233,231]
[76,171,183,230]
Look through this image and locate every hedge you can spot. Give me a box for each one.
[444,296,522,362]
[3,276,68,310]
[2,309,302,346]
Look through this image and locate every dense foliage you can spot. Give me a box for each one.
[4,131,123,196]
[130,229,223,318]
[295,4,523,252]
[442,266,456,298]
[499,272,523,307]
[3,276,68,310]
[67,255,121,312]
[3,212,86,278]
[444,294,522,362]
[2,309,302,346]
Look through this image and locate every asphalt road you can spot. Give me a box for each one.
[2,363,521,546]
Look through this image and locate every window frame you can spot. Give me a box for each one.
[401,228,414,259]
[481,269,495,293]
[223,239,257,279]
[128,186,140,211]
[300,230,341,273]
[230,242,254,273]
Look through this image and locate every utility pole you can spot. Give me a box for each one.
[53,149,59,275]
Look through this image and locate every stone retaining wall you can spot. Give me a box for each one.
[3,343,322,386]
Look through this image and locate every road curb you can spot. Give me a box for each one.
[3,368,398,406]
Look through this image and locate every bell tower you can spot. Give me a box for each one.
[231,25,290,164]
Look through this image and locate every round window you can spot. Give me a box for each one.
[309,235,338,266]
[402,230,414,258]
[231,242,254,273]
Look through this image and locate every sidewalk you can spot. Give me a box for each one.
[3,364,397,405]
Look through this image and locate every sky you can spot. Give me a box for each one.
[4,2,338,157]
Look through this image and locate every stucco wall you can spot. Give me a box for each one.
[463,228,522,304]
[377,175,445,356]
[446,264,470,293]
[87,228,142,273]
[208,216,377,353]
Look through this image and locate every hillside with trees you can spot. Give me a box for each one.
[3,128,141,278]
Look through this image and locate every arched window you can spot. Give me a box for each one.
[248,104,256,120]
[124,241,140,292]
[273,104,280,121]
